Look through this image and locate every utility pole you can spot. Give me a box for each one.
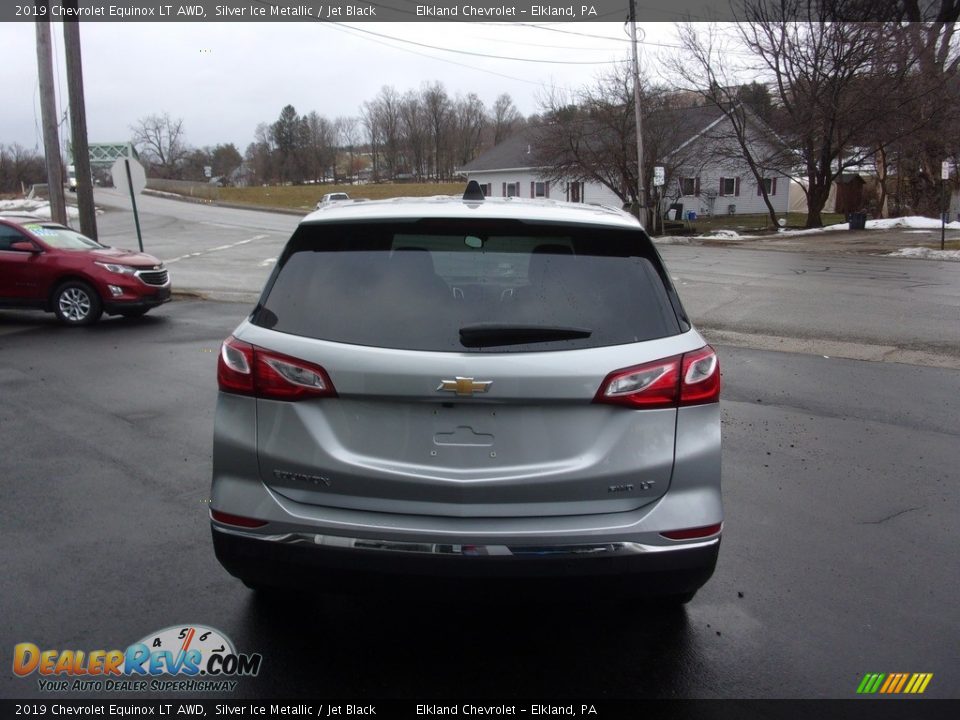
[35,1,67,225]
[629,0,646,228]
[63,1,98,240]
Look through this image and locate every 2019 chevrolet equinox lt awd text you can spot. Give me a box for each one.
[211,182,722,604]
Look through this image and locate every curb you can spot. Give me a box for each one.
[142,188,307,216]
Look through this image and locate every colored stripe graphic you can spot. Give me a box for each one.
[857,672,932,694]
[857,673,885,694]
[893,673,909,693]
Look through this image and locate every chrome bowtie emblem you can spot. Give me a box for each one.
[438,377,493,397]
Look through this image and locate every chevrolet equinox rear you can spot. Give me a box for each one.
[211,184,721,604]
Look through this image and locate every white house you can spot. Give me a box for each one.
[457,129,623,209]
[459,107,792,220]
[661,106,791,219]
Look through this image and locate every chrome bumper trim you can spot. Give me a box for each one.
[212,525,720,558]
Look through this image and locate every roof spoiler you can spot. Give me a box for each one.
[462,180,485,201]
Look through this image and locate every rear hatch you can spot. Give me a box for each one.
[239,218,691,519]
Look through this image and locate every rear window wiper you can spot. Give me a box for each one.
[459,323,592,348]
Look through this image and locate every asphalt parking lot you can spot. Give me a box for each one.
[1,299,957,701]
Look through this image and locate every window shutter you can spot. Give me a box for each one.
[545,181,550,199]
[772,178,778,196]
[757,179,762,196]
[719,177,725,196]
[735,177,740,196]
[695,177,701,196]
[530,181,535,198]
[502,182,506,197]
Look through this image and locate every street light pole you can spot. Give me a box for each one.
[629,0,646,228]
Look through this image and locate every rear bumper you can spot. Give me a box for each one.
[212,524,720,597]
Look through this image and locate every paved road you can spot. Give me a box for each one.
[1,301,957,700]
[660,245,960,367]
[92,188,960,367]
[95,187,297,301]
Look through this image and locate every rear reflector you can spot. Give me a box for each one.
[660,523,723,541]
[211,510,268,529]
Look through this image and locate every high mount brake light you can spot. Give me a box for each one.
[594,345,720,409]
[217,336,336,401]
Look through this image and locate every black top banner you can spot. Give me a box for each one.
[0,0,944,23]
[1,699,959,720]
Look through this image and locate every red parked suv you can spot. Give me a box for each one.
[0,215,171,325]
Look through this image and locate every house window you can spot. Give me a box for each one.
[533,181,548,198]
[505,182,520,197]
[680,177,700,196]
[480,183,491,197]
[758,177,778,196]
[568,181,583,203]
[719,177,739,196]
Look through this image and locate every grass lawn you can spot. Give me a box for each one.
[661,211,848,235]
[216,183,464,211]
[924,239,960,250]
[164,183,852,233]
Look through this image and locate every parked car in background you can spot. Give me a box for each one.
[0,215,171,325]
[315,192,350,210]
[212,182,722,604]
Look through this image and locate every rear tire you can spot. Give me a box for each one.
[53,281,102,326]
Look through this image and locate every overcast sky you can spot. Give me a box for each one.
[0,21,686,154]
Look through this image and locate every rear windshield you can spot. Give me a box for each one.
[252,219,685,353]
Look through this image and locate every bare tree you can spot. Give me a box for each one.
[336,116,362,183]
[452,93,487,169]
[0,144,46,192]
[533,64,683,207]
[734,2,920,226]
[302,111,337,183]
[492,93,523,145]
[130,113,187,179]
[672,23,789,227]
[245,122,275,185]
[365,86,404,179]
[884,2,960,215]
[421,82,451,181]
[400,91,429,181]
[360,102,382,182]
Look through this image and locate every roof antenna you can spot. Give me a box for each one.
[463,180,485,201]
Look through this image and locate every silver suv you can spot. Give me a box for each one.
[211,183,721,604]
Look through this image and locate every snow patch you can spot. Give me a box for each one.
[0,198,101,219]
[886,247,960,261]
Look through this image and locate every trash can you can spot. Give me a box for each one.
[847,212,867,230]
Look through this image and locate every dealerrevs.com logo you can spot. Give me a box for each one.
[13,625,262,692]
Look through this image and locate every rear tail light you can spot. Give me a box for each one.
[593,345,720,409]
[217,335,336,401]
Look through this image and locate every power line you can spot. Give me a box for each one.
[329,23,631,65]
[489,21,692,51]
[320,23,546,86]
